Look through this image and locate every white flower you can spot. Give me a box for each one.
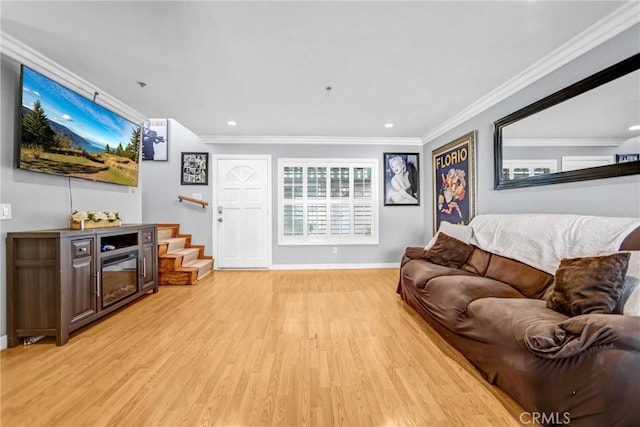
[71,211,88,222]
[71,210,121,223]
[93,211,108,222]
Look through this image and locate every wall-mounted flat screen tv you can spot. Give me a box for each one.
[18,65,140,187]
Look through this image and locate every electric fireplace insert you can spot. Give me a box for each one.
[101,251,138,308]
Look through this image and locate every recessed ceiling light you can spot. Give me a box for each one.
[384,123,394,128]
[227,120,237,126]
[629,124,640,131]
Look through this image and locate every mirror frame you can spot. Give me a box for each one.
[494,53,640,190]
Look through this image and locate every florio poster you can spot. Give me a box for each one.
[432,131,476,233]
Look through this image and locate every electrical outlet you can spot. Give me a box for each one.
[332,246,338,254]
[0,203,12,220]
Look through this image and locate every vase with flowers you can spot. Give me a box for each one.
[70,210,122,230]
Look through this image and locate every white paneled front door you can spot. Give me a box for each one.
[215,156,271,268]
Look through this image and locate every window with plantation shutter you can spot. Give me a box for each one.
[278,159,378,245]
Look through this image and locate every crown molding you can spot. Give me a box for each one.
[422,2,640,145]
[201,135,423,146]
[504,138,626,147]
[0,31,147,125]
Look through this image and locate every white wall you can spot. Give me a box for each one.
[0,53,144,344]
[424,25,640,233]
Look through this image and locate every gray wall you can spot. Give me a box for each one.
[424,25,640,231]
[141,140,426,266]
[140,119,213,248]
[0,54,144,341]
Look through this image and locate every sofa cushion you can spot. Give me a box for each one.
[465,297,568,347]
[425,232,474,269]
[484,253,554,298]
[420,275,525,331]
[425,221,473,249]
[401,259,475,290]
[547,252,630,317]
[461,246,492,276]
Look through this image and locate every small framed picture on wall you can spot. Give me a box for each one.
[181,152,209,185]
[383,153,420,206]
[141,118,168,161]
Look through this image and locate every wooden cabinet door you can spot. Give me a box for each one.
[69,238,97,325]
[140,228,157,292]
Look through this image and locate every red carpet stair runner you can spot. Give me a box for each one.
[157,223,214,285]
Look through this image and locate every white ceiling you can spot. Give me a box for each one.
[0,1,630,140]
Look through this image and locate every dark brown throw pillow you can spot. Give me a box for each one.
[404,246,428,260]
[546,252,630,317]
[424,232,474,269]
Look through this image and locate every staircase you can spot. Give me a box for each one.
[157,223,214,285]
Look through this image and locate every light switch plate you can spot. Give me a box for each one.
[0,203,12,220]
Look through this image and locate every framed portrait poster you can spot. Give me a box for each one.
[383,153,420,206]
[141,118,168,161]
[181,152,209,185]
[432,131,476,233]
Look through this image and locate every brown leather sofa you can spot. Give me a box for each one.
[397,227,640,427]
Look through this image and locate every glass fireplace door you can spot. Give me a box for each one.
[101,251,138,308]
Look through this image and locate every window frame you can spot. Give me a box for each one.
[278,158,379,245]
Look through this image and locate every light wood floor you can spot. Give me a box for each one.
[1,269,525,426]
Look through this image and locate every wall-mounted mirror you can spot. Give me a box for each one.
[494,53,640,190]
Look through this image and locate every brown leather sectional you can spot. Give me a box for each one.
[397,228,640,427]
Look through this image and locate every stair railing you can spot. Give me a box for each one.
[178,195,208,209]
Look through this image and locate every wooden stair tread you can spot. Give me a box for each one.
[160,237,186,243]
[170,247,201,255]
[157,229,174,241]
[164,237,188,253]
[170,247,200,257]
[184,259,213,268]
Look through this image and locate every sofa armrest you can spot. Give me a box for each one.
[524,313,640,358]
[401,246,427,268]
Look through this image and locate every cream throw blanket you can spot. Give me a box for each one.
[469,214,640,275]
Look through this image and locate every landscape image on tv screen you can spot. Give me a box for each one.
[19,65,140,187]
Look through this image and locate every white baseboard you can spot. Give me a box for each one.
[270,262,399,270]
[1,335,7,350]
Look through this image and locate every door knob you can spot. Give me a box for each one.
[218,218,223,223]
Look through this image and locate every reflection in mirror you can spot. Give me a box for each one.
[494,53,640,189]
